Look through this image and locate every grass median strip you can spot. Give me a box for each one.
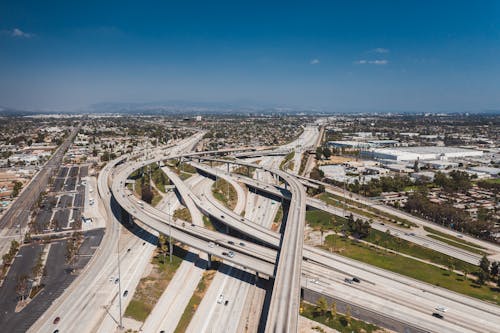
[174,268,217,333]
[124,246,185,322]
[424,226,487,251]
[426,234,486,256]
[322,234,500,306]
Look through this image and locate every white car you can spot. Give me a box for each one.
[208,242,215,248]
[435,305,448,313]
[217,294,224,304]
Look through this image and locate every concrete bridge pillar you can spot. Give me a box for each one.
[227,162,230,173]
[207,253,212,268]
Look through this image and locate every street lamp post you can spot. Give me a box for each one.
[168,198,173,263]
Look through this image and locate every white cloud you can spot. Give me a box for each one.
[372,47,389,54]
[310,59,320,65]
[8,28,34,38]
[355,59,388,65]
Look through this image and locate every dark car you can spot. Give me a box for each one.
[53,317,60,324]
[228,241,235,245]
[432,312,444,319]
[224,300,229,306]
[123,290,128,297]
[352,277,361,283]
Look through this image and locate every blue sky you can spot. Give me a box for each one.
[0,0,499,112]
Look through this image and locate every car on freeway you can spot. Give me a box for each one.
[432,312,444,319]
[239,242,245,246]
[344,278,353,284]
[208,242,215,248]
[123,290,128,297]
[217,294,224,304]
[224,300,229,306]
[220,215,225,219]
[435,305,448,313]
[228,251,235,258]
[114,278,119,284]
[228,241,235,245]
[222,251,228,256]
[53,317,60,324]
[352,277,361,283]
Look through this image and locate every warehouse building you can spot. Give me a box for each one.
[366,146,483,162]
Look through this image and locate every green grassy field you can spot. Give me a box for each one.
[365,229,477,273]
[212,178,238,210]
[306,210,347,231]
[301,302,382,333]
[323,234,500,306]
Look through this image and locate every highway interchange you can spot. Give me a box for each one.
[28,128,500,333]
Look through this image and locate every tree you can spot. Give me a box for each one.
[16,274,30,302]
[11,181,23,198]
[491,261,499,277]
[315,147,323,160]
[480,255,491,275]
[322,147,332,159]
[345,304,352,326]
[158,234,167,263]
[477,270,487,286]
[316,296,329,316]
[413,160,419,172]
[329,301,337,319]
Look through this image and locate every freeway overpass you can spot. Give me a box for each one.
[109,149,500,333]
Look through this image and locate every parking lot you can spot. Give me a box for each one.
[32,165,88,234]
[0,229,104,332]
